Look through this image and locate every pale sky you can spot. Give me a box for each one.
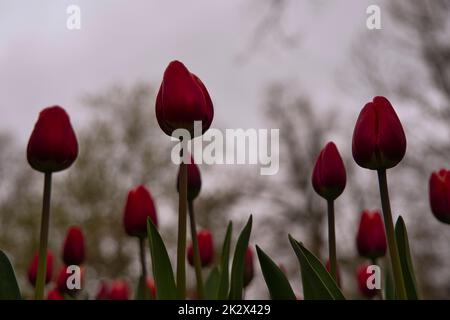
[0,0,377,143]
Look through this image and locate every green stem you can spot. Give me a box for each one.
[377,169,407,300]
[188,200,204,299]
[327,199,337,282]
[34,172,52,300]
[176,162,187,299]
[139,237,147,280]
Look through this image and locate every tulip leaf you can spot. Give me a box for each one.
[395,216,419,300]
[384,267,395,300]
[0,250,21,300]
[288,235,345,300]
[256,245,296,300]
[217,221,233,300]
[228,215,252,300]
[205,267,221,300]
[135,275,151,300]
[147,219,177,300]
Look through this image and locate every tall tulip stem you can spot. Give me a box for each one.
[139,237,147,280]
[34,172,52,300]
[377,169,406,300]
[188,200,204,299]
[327,199,337,282]
[176,161,188,299]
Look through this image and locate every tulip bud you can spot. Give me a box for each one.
[429,169,450,224]
[357,264,379,298]
[187,230,214,267]
[63,226,85,266]
[27,106,78,173]
[356,210,387,259]
[312,142,346,201]
[123,185,158,237]
[326,260,341,287]
[95,281,110,300]
[109,280,130,300]
[156,60,214,138]
[147,278,156,299]
[177,155,201,201]
[244,246,254,287]
[352,96,406,170]
[47,288,64,300]
[28,250,54,287]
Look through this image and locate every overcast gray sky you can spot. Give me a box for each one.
[0,0,377,143]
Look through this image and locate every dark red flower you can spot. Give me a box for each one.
[356,210,387,259]
[156,60,214,138]
[177,155,202,201]
[27,106,78,173]
[147,278,156,299]
[47,288,64,300]
[56,265,84,294]
[244,246,254,287]
[123,185,158,237]
[95,281,110,300]
[187,230,214,267]
[109,280,130,300]
[429,169,450,224]
[312,142,346,201]
[63,226,85,266]
[325,260,341,287]
[28,250,54,287]
[352,96,406,170]
[357,264,379,298]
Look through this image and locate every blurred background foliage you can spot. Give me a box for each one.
[0,0,450,299]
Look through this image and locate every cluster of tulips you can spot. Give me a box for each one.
[0,60,449,300]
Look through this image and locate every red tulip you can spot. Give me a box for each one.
[56,265,84,294]
[156,60,214,137]
[147,278,156,299]
[352,96,406,170]
[27,106,78,173]
[63,226,85,266]
[123,185,158,237]
[326,260,341,287]
[177,155,202,201]
[312,142,346,201]
[356,210,387,259]
[95,281,110,300]
[244,246,254,287]
[47,288,64,300]
[357,264,379,298]
[109,280,130,300]
[187,230,214,267]
[429,169,450,224]
[28,250,54,287]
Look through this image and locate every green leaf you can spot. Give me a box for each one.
[217,221,233,300]
[204,267,221,300]
[135,275,151,300]
[0,250,21,299]
[384,267,395,300]
[229,215,253,300]
[288,235,345,300]
[256,245,296,300]
[147,218,177,299]
[395,216,419,300]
